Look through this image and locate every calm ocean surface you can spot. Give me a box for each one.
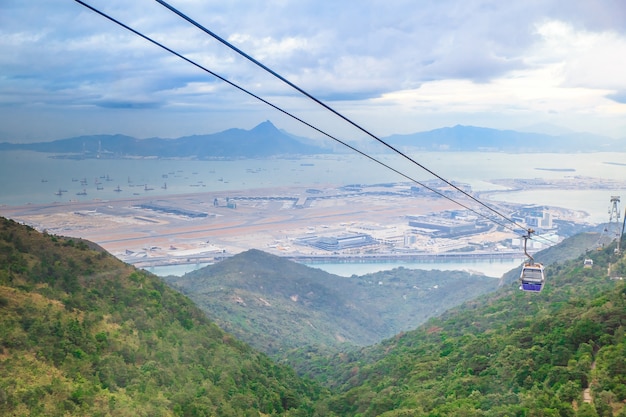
[2,151,625,224]
[2,150,624,277]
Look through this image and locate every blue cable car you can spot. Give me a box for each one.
[519,229,546,293]
[520,262,545,292]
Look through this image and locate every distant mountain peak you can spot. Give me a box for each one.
[0,120,329,158]
[383,124,624,152]
[2,122,623,155]
[251,120,279,134]
[256,120,276,128]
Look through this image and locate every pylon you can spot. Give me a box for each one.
[608,196,621,240]
[596,196,622,250]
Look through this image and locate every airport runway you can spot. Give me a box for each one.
[0,184,461,265]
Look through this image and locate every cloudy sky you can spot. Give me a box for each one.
[1,0,626,143]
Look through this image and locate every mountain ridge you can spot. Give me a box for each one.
[1,122,624,157]
[164,249,499,355]
[384,124,625,152]
[0,120,329,158]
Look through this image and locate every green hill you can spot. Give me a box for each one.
[4,212,626,417]
[0,217,322,416]
[312,239,626,416]
[499,231,606,287]
[163,250,499,356]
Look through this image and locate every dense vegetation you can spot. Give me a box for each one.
[3,213,626,417]
[164,249,499,356]
[310,239,626,416]
[0,217,323,416]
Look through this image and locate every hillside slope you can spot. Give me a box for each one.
[163,249,499,355]
[4,213,624,416]
[315,240,626,416]
[0,217,322,416]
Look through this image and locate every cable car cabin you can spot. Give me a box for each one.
[519,263,545,292]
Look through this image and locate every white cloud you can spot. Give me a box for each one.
[1,0,626,141]
[357,18,626,136]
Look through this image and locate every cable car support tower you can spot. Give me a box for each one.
[607,196,621,250]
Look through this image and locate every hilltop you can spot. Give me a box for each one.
[0,217,322,416]
[163,232,603,361]
[163,249,499,355]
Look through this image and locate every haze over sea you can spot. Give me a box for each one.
[2,150,625,277]
[2,150,625,224]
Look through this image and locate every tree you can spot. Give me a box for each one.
[576,403,599,417]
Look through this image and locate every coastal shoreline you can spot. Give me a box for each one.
[0,180,586,271]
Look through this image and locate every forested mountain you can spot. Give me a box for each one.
[163,249,499,355]
[3,214,626,416]
[309,240,626,416]
[0,217,322,416]
[164,232,602,363]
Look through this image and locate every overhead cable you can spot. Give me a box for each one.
[154,0,530,234]
[73,0,537,237]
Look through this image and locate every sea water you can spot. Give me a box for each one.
[2,150,625,277]
[2,150,625,224]
[0,152,406,206]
